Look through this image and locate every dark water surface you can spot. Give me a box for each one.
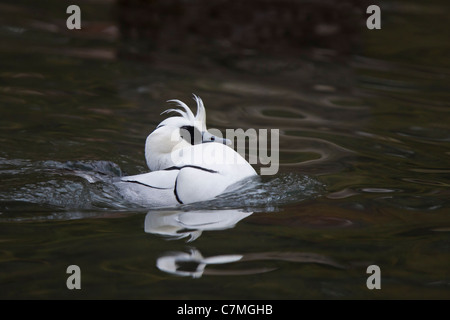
[0,0,449,299]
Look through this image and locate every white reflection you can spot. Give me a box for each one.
[144,209,253,242]
[156,249,345,278]
[157,249,243,278]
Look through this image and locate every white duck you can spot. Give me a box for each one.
[115,95,257,207]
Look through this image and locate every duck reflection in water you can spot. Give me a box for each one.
[144,209,344,278]
[144,209,253,242]
[156,248,345,278]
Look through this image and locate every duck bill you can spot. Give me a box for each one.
[216,137,232,145]
[202,131,231,145]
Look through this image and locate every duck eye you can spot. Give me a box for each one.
[211,136,215,141]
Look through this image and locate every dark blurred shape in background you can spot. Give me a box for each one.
[115,0,368,60]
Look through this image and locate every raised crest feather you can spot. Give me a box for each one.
[162,94,207,130]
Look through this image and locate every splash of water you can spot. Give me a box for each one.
[184,173,325,212]
[0,158,325,221]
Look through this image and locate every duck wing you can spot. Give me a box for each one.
[173,166,230,204]
[120,170,178,189]
[116,165,232,206]
[115,170,179,207]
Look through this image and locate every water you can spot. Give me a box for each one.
[1,0,450,299]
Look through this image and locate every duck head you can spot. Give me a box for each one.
[145,95,230,171]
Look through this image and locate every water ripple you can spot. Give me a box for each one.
[0,159,325,221]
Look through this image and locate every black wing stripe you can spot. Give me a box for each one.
[122,180,171,190]
[173,177,183,204]
[164,165,218,174]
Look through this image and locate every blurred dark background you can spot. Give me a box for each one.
[115,0,368,60]
[3,0,449,68]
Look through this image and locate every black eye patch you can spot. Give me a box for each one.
[180,125,202,145]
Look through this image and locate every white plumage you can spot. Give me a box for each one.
[115,95,257,207]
